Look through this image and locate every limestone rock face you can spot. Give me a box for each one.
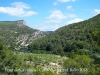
[0,20,46,50]
[17,20,26,27]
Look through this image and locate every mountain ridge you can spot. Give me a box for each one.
[0,20,46,50]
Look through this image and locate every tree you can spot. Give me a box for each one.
[92,28,100,45]
[0,40,6,50]
[0,39,22,75]
[46,43,54,51]
[52,45,64,55]
[75,49,89,55]
[72,41,87,49]
[63,54,95,75]
[64,43,72,52]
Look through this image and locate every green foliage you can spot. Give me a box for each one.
[0,20,46,50]
[72,41,88,49]
[92,28,100,45]
[46,43,54,51]
[52,45,64,55]
[1,12,100,75]
[29,14,100,55]
[0,40,6,50]
[92,45,100,53]
[75,49,89,55]
[0,40,22,75]
[63,54,100,75]
[74,55,93,68]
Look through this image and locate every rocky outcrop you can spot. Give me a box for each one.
[0,20,46,50]
[17,20,26,27]
[15,31,45,49]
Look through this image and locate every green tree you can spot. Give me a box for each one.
[46,43,54,51]
[92,28,100,45]
[63,55,95,75]
[52,45,64,55]
[0,40,6,50]
[0,40,22,75]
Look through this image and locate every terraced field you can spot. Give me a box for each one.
[14,52,68,73]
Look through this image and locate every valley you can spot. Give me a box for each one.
[0,14,100,75]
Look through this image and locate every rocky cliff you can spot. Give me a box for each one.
[0,20,46,50]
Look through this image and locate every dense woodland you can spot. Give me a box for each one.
[29,14,100,56]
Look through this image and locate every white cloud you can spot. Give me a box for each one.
[46,10,67,23]
[67,5,74,11]
[58,0,70,2]
[11,2,30,9]
[66,18,83,25]
[35,17,83,31]
[92,9,100,15]
[53,0,76,6]
[53,2,57,6]
[0,2,38,17]
[66,13,77,18]
[34,10,67,31]
[36,24,60,31]
[34,10,81,31]
[44,20,62,24]
[58,0,76,2]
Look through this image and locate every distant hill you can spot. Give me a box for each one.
[29,14,100,55]
[44,31,53,34]
[0,20,46,50]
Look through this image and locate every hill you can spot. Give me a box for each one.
[0,20,46,50]
[28,14,100,55]
[44,31,53,34]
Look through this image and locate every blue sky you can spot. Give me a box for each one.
[0,0,100,31]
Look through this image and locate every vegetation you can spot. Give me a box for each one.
[0,40,60,75]
[29,14,100,56]
[0,40,22,75]
[0,20,46,50]
[0,14,100,75]
[92,28,100,45]
[63,54,100,75]
[0,38,100,75]
[27,14,100,75]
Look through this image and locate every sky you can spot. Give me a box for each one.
[0,0,100,31]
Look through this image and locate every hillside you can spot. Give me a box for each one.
[29,14,100,55]
[44,31,53,34]
[0,20,46,50]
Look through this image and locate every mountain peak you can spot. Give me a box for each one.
[16,20,26,27]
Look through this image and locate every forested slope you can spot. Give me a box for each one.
[29,14,100,55]
[0,20,46,50]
